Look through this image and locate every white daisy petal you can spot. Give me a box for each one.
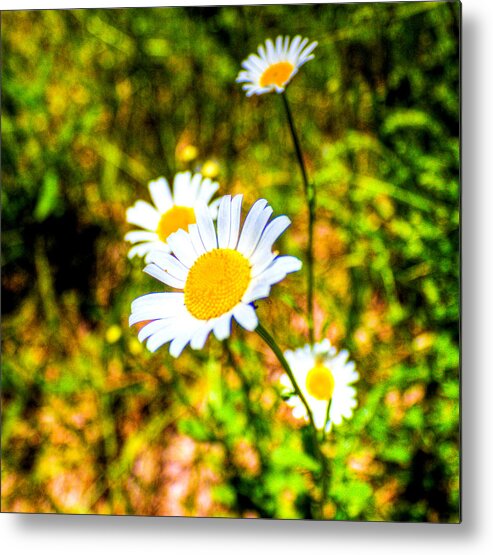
[283,36,290,57]
[241,63,259,77]
[195,203,218,252]
[275,35,283,55]
[138,319,170,343]
[228,194,243,249]
[213,312,233,341]
[124,230,159,244]
[217,195,232,248]
[313,409,327,430]
[142,243,172,262]
[172,171,191,205]
[257,44,268,62]
[187,173,204,204]
[250,215,291,265]
[293,37,309,59]
[242,281,271,304]
[126,201,161,231]
[144,263,185,289]
[169,326,199,358]
[233,303,258,331]
[208,197,221,220]
[288,35,302,58]
[257,255,302,285]
[190,323,213,350]
[244,55,264,72]
[251,251,276,278]
[313,338,331,355]
[236,71,251,84]
[130,306,181,327]
[167,229,199,268]
[299,41,318,61]
[147,325,182,353]
[292,405,306,419]
[130,292,185,319]
[253,58,267,73]
[129,241,170,260]
[265,38,276,64]
[197,178,220,205]
[237,199,272,257]
[149,177,173,213]
[188,223,207,257]
[131,291,184,309]
[146,251,189,282]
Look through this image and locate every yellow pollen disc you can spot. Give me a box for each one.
[184,248,251,320]
[260,61,295,88]
[157,205,196,242]
[306,363,335,402]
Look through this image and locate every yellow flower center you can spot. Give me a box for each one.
[184,248,251,320]
[157,205,196,242]
[260,61,295,88]
[305,363,335,401]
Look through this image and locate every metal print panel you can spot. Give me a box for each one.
[1,1,460,522]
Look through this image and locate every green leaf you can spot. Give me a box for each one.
[381,443,412,465]
[34,170,60,221]
[271,445,318,472]
[178,418,210,442]
[346,481,374,518]
[212,484,236,507]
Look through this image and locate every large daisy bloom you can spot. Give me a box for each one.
[130,194,302,357]
[125,171,219,261]
[281,340,358,432]
[236,35,318,97]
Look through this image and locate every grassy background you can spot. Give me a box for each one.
[1,2,459,521]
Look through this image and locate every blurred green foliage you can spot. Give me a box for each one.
[1,2,459,522]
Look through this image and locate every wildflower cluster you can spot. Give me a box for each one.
[125,35,359,516]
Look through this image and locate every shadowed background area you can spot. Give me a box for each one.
[1,2,459,521]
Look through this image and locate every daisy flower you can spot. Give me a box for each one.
[130,194,302,357]
[237,35,318,97]
[125,171,219,261]
[281,340,358,432]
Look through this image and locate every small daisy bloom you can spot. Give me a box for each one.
[236,35,318,97]
[281,340,358,432]
[130,194,302,357]
[125,171,219,261]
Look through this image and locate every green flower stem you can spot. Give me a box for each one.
[281,92,316,345]
[322,400,332,442]
[255,322,328,518]
[321,400,333,509]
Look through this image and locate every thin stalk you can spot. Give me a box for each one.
[321,400,333,508]
[281,92,316,345]
[322,400,332,442]
[255,322,328,518]
[256,322,314,427]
